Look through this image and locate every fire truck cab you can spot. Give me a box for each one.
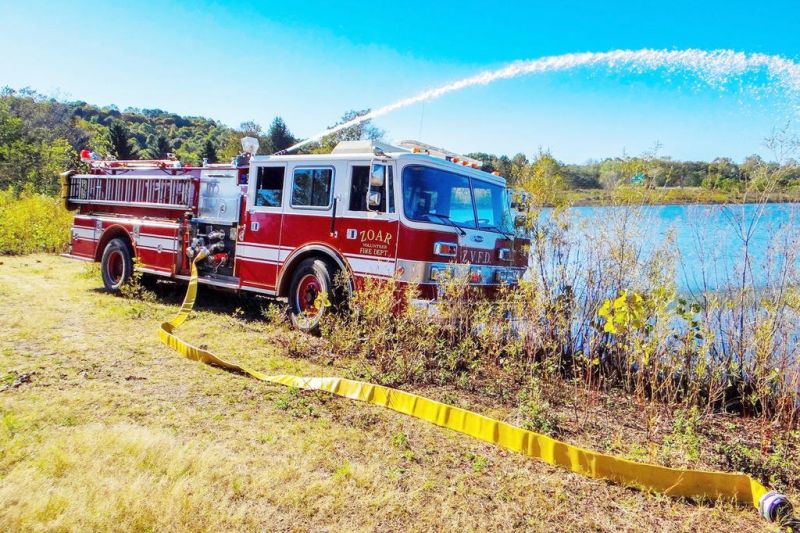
[63,139,528,331]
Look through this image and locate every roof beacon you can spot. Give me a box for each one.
[397,140,483,168]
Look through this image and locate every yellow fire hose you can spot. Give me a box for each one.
[159,256,793,524]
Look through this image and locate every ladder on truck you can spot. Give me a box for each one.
[66,172,196,210]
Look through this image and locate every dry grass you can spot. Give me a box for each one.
[0,255,786,532]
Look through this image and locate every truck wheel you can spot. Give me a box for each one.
[288,257,337,333]
[101,238,133,291]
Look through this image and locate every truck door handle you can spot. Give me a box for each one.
[330,197,338,237]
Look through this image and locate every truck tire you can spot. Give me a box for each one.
[288,257,338,333]
[101,238,133,291]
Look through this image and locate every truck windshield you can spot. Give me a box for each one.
[402,165,512,233]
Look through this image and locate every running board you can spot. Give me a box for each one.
[174,274,240,290]
[137,266,276,295]
[60,253,93,262]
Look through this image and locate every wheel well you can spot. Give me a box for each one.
[277,248,349,297]
[95,226,133,261]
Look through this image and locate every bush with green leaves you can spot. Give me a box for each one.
[0,188,72,255]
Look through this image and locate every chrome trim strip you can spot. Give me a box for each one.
[69,199,191,210]
[173,274,243,291]
[59,253,93,262]
[136,267,173,277]
[240,285,277,296]
[235,256,280,265]
[77,215,180,229]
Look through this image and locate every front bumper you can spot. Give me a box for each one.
[395,259,526,287]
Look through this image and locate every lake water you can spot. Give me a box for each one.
[547,203,800,293]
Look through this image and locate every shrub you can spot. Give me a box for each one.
[0,188,72,255]
[515,377,560,436]
[317,198,800,429]
[321,276,440,385]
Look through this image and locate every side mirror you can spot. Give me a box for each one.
[510,191,530,209]
[367,161,388,212]
[368,191,382,208]
[514,213,527,228]
[370,164,386,187]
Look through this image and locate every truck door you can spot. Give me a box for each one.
[236,164,286,292]
[338,161,399,280]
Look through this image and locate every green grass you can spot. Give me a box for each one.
[0,255,793,531]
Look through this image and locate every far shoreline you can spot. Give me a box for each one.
[550,186,800,207]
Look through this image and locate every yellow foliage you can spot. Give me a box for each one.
[516,151,567,207]
[598,289,647,334]
[0,189,72,255]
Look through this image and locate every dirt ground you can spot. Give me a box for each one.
[0,255,785,531]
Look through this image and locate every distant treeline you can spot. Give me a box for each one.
[1,87,798,195]
[0,87,388,194]
[0,87,301,193]
[466,149,800,191]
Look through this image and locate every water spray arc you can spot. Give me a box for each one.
[281,49,800,154]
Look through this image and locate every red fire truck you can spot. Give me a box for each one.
[62,138,528,330]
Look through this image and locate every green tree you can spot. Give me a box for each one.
[509,152,529,185]
[145,134,171,159]
[0,98,71,192]
[108,120,138,160]
[239,121,262,138]
[709,157,740,181]
[202,138,218,164]
[465,152,497,172]
[264,116,296,153]
[217,130,242,163]
[236,120,270,154]
[314,109,384,153]
[496,155,512,181]
[517,150,566,206]
[75,119,111,155]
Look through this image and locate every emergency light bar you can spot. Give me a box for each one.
[396,140,483,168]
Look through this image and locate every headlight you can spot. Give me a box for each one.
[469,268,483,283]
[433,241,458,257]
[494,269,521,284]
[430,265,447,281]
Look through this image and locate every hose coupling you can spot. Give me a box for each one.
[759,491,793,523]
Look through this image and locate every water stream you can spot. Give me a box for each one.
[286,49,800,152]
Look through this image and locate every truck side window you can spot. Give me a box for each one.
[292,167,333,208]
[349,166,370,211]
[255,167,285,207]
[349,165,392,213]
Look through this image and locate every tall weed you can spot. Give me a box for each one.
[319,195,800,428]
[0,188,71,255]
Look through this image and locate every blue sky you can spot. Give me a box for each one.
[1,0,799,162]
